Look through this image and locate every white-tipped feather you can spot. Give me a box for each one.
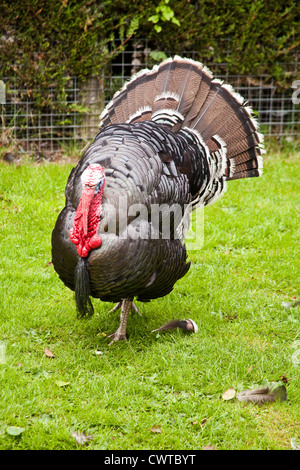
[212,78,224,86]
[202,65,213,78]
[213,133,227,150]
[154,91,180,102]
[257,132,264,144]
[212,134,227,177]
[152,109,184,123]
[222,83,245,105]
[228,158,236,177]
[257,155,264,174]
[127,106,152,124]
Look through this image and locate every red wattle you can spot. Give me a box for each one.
[69,183,105,258]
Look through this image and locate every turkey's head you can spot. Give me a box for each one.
[69,164,106,257]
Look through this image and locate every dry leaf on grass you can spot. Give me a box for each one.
[44,348,55,358]
[203,445,215,450]
[222,388,236,400]
[151,425,161,434]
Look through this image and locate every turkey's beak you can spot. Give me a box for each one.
[81,186,96,236]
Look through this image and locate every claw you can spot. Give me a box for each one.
[108,330,127,346]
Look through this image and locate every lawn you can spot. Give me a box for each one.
[0,141,299,450]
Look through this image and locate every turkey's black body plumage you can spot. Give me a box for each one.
[52,121,208,303]
[52,57,264,326]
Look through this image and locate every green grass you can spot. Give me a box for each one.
[0,143,300,450]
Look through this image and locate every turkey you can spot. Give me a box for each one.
[51,56,264,343]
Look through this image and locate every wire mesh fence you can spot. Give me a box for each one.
[1,43,299,154]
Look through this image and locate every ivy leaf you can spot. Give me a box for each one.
[171,17,180,26]
[150,51,168,62]
[148,14,159,24]
[159,5,174,22]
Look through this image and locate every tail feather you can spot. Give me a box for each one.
[99,56,264,185]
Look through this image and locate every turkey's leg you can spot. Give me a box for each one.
[108,298,133,344]
[109,300,141,317]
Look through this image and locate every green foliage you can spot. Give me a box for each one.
[0,0,298,116]
[144,0,299,87]
[148,0,180,33]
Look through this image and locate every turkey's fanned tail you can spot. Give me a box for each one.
[99,56,263,185]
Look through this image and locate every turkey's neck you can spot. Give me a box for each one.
[69,186,104,257]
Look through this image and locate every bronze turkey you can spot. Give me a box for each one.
[51,57,264,343]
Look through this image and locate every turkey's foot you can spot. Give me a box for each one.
[108,329,127,345]
[107,298,133,345]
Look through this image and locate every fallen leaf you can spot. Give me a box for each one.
[191,420,198,425]
[237,382,287,403]
[72,431,93,445]
[151,425,161,434]
[280,374,289,384]
[222,388,236,400]
[55,380,70,388]
[203,445,215,450]
[201,417,207,426]
[6,426,25,436]
[44,348,55,358]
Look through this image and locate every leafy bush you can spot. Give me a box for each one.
[1,0,299,112]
